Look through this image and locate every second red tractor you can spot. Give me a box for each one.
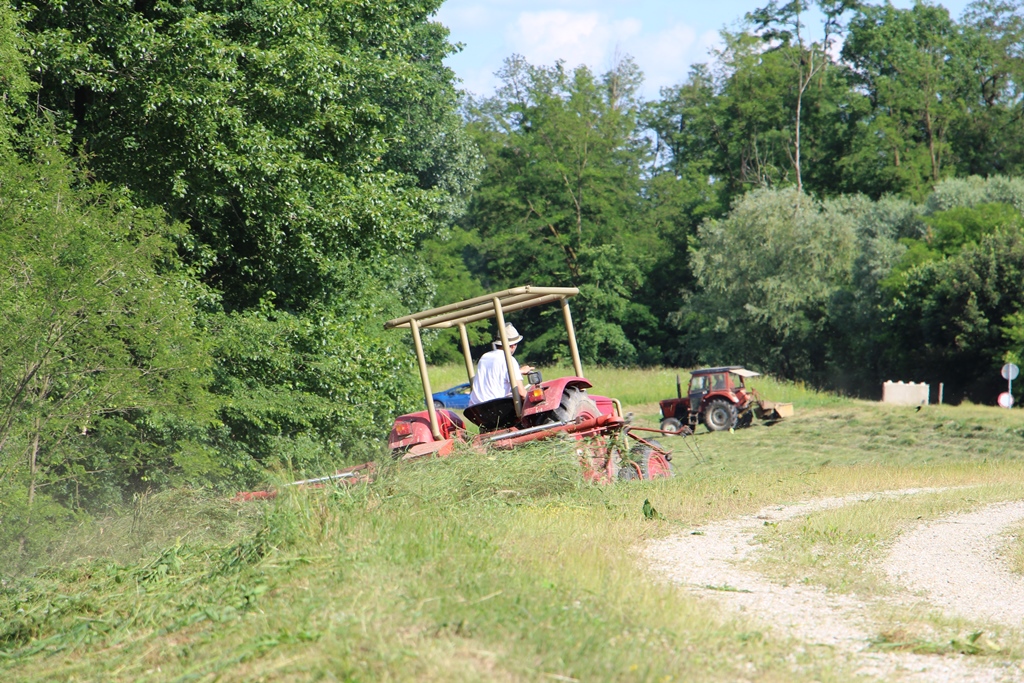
[659,367,793,433]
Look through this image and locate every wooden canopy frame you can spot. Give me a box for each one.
[385,286,584,441]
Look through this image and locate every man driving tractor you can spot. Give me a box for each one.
[468,322,535,406]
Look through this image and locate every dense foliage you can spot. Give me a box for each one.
[1,0,469,557]
[0,142,214,553]
[458,55,729,365]
[456,0,1024,397]
[688,177,1024,400]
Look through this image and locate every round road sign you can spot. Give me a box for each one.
[1002,363,1020,381]
[998,392,1014,408]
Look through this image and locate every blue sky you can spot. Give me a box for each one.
[435,0,975,99]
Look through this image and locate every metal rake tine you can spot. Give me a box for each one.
[686,434,706,464]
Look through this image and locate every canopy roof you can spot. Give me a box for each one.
[384,286,579,330]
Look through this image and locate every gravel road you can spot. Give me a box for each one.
[886,501,1024,628]
[645,489,1024,682]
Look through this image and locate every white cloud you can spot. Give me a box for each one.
[627,23,697,90]
[629,27,723,94]
[441,4,729,98]
[500,11,720,96]
[508,11,642,71]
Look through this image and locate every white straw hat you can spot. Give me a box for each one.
[494,322,523,347]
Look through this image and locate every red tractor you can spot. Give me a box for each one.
[384,286,673,482]
[659,367,793,434]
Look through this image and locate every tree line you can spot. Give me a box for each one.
[2,0,1024,563]
[0,0,470,563]
[437,0,1024,397]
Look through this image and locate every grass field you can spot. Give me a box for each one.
[3,367,1024,681]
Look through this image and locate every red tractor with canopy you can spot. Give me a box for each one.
[384,286,673,482]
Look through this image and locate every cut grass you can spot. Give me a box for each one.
[0,444,846,682]
[4,367,1024,681]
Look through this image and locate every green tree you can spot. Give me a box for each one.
[0,144,212,556]
[830,176,1024,398]
[827,194,926,393]
[842,2,974,198]
[19,0,470,312]
[679,188,857,381]
[956,0,1024,177]
[650,30,863,205]
[881,227,1024,402]
[418,227,489,364]
[0,3,32,147]
[747,0,860,192]
[15,0,475,469]
[640,70,725,363]
[463,56,660,364]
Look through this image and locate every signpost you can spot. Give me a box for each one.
[1001,363,1019,409]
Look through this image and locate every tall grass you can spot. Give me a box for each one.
[0,443,847,682]
[5,368,1024,680]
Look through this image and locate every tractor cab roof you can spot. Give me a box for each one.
[691,366,761,378]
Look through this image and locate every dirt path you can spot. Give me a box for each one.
[886,501,1024,629]
[645,489,1024,682]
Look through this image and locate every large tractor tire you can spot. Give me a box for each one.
[659,417,683,434]
[703,399,738,432]
[554,387,600,422]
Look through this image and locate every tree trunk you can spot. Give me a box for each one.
[20,419,41,557]
[795,86,803,193]
[925,106,939,181]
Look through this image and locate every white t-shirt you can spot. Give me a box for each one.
[468,348,520,406]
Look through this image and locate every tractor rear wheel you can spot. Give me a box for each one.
[659,417,683,434]
[703,399,738,432]
[554,387,600,422]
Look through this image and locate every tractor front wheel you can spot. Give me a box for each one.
[659,417,683,434]
[703,399,738,432]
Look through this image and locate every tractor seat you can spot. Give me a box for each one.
[464,397,519,431]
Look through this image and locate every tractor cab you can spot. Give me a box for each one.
[689,369,751,400]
